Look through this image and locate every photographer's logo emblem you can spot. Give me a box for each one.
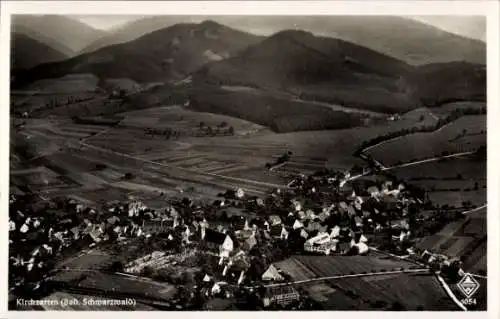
[457,273,480,298]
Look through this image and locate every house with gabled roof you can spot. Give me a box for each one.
[9,220,16,232]
[292,219,304,230]
[262,264,284,281]
[204,228,234,258]
[291,199,302,212]
[241,235,257,251]
[232,216,250,231]
[339,202,349,212]
[330,225,341,238]
[347,205,356,216]
[367,186,380,197]
[304,209,317,220]
[88,228,103,243]
[269,215,282,226]
[300,229,309,239]
[306,221,321,232]
[269,225,288,240]
[354,216,363,227]
[69,226,80,240]
[304,232,337,255]
[317,211,329,222]
[106,216,120,226]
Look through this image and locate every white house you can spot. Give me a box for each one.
[236,188,245,199]
[367,186,380,197]
[304,233,337,255]
[204,229,234,258]
[9,220,16,232]
[20,223,29,233]
[293,219,304,230]
[269,215,282,226]
[262,264,284,281]
[300,229,309,239]
[292,200,302,212]
[330,225,341,238]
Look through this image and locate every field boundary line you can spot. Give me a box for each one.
[80,140,289,190]
[382,151,475,171]
[238,268,430,289]
[462,203,487,215]
[371,247,467,311]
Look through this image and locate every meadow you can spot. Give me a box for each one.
[367,115,486,166]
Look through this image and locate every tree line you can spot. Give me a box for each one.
[197,121,234,137]
[44,95,95,109]
[144,127,181,139]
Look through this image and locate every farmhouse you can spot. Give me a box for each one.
[232,216,250,231]
[339,202,349,212]
[292,219,304,229]
[142,218,177,234]
[330,225,341,238]
[262,264,284,281]
[367,186,380,197]
[241,235,257,251]
[300,229,309,239]
[262,286,300,307]
[304,233,338,255]
[291,200,302,212]
[306,221,322,233]
[106,216,120,226]
[269,215,282,226]
[203,229,234,257]
[9,220,16,232]
[269,225,289,240]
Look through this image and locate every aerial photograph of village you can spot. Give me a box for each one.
[7,11,487,311]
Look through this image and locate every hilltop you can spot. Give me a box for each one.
[192,29,485,114]
[79,15,485,65]
[12,21,263,88]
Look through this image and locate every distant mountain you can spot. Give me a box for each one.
[12,15,106,55]
[79,15,485,65]
[194,30,418,114]
[188,29,485,131]
[217,16,486,65]
[13,21,263,87]
[80,16,194,54]
[11,24,75,57]
[11,33,67,70]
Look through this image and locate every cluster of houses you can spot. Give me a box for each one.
[9,164,425,308]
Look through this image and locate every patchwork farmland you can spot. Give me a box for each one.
[366,115,486,167]
[388,154,486,207]
[274,253,418,281]
[10,101,484,211]
[323,273,460,310]
[272,254,458,310]
[417,206,486,274]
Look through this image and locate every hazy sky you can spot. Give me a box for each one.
[74,15,486,41]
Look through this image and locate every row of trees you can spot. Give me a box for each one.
[197,121,235,137]
[144,127,181,139]
[44,95,95,109]
[265,151,292,169]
